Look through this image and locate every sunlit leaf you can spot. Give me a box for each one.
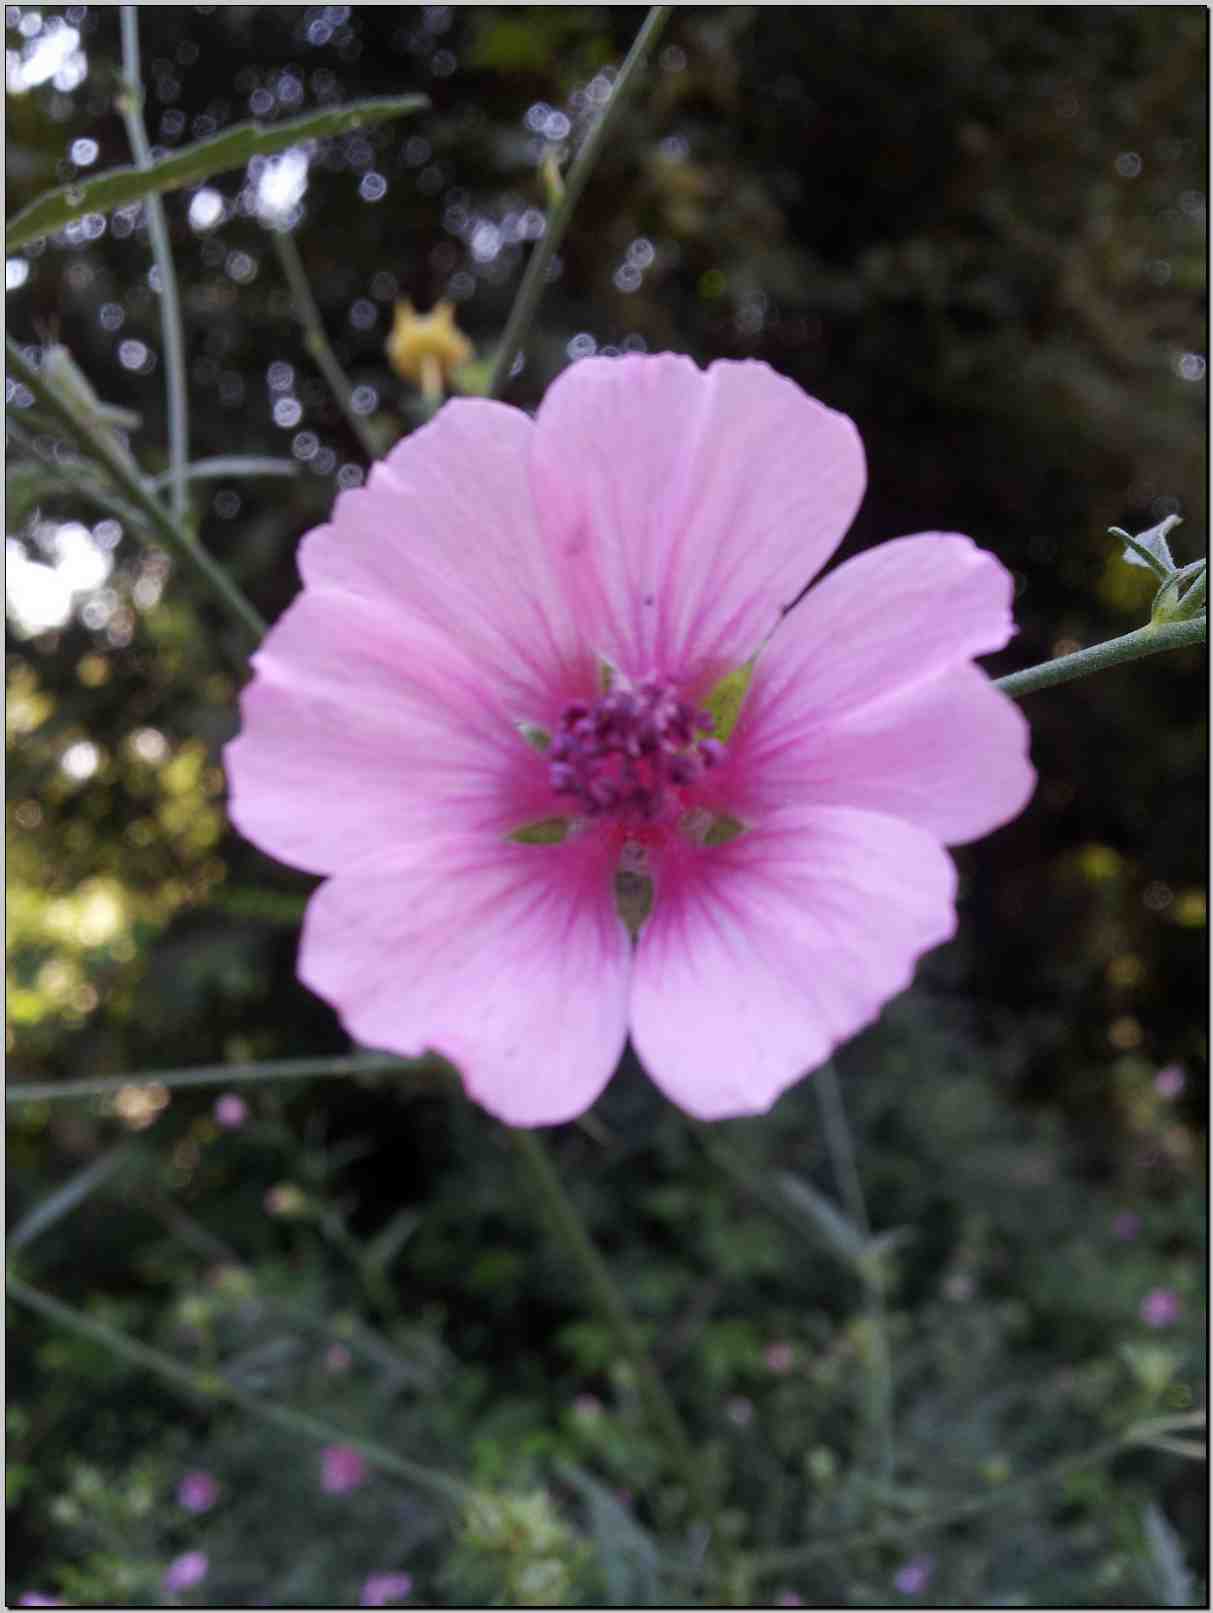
[6,95,428,252]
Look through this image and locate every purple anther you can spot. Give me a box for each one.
[541,675,728,824]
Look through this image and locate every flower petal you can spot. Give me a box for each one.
[299,834,632,1126]
[530,354,865,682]
[298,397,592,718]
[629,807,957,1120]
[736,660,1035,845]
[225,588,553,877]
[741,532,1017,734]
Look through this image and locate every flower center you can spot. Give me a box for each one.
[547,676,724,823]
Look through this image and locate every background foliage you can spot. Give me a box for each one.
[6,5,1206,1606]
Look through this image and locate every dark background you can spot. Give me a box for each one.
[6,6,1208,1607]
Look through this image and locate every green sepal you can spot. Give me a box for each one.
[507,817,570,846]
[702,660,755,742]
[702,813,748,847]
[614,869,654,939]
[515,721,552,752]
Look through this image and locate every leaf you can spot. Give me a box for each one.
[1111,516,1180,578]
[363,1208,421,1276]
[5,95,428,252]
[9,1142,139,1253]
[148,456,299,491]
[1141,1502,1196,1606]
[702,660,755,742]
[774,1170,868,1265]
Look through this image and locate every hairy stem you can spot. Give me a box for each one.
[7,1275,467,1507]
[509,1128,715,1530]
[995,616,1205,699]
[271,228,381,461]
[487,6,673,398]
[6,337,265,646]
[119,5,189,521]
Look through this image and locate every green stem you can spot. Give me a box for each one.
[487,5,673,398]
[6,337,265,645]
[119,6,189,522]
[995,616,1205,700]
[814,1063,894,1485]
[271,228,381,461]
[5,1052,435,1105]
[508,1128,713,1527]
[741,1415,1202,1581]
[7,1275,467,1507]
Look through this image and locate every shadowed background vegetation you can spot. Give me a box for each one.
[6,5,1206,1606]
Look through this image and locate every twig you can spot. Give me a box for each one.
[271,228,381,461]
[6,337,265,647]
[118,5,190,520]
[487,6,673,398]
[5,1052,438,1105]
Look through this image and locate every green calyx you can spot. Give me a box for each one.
[507,817,570,845]
[701,659,755,742]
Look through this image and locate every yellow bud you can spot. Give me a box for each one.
[386,299,474,400]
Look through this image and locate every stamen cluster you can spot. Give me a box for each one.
[548,677,724,820]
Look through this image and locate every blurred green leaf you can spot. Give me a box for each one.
[5,95,428,251]
[1141,1502,1196,1607]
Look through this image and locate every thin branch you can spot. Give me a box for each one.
[6,337,265,646]
[487,5,673,398]
[5,1052,439,1105]
[271,228,381,461]
[119,5,189,521]
[742,1414,1204,1581]
[7,1275,469,1508]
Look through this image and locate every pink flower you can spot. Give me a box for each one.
[324,1341,354,1373]
[1154,1064,1186,1100]
[226,355,1033,1126]
[764,1340,795,1374]
[775,1594,804,1608]
[361,1573,414,1607]
[162,1551,208,1593]
[176,1469,220,1513]
[321,1442,367,1493]
[18,1595,63,1607]
[894,1554,935,1596]
[1140,1287,1181,1328]
[213,1092,248,1129]
[1112,1210,1141,1241]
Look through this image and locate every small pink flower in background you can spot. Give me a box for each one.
[1112,1210,1141,1241]
[775,1593,804,1607]
[321,1442,368,1493]
[725,1396,754,1428]
[226,355,1034,1126]
[572,1392,603,1421]
[1154,1064,1186,1100]
[18,1595,63,1607]
[764,1340,795,1374]
[213,1092,248,1129]
[163,1551,209,1593]
[361,1573,414,1607]
[893,1554,935,1596]
[324,1341,354,1373]
[1140,1287,1181,1328]
[176,1469,219,1513]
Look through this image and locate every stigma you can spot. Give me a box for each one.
[547,676,725,823]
